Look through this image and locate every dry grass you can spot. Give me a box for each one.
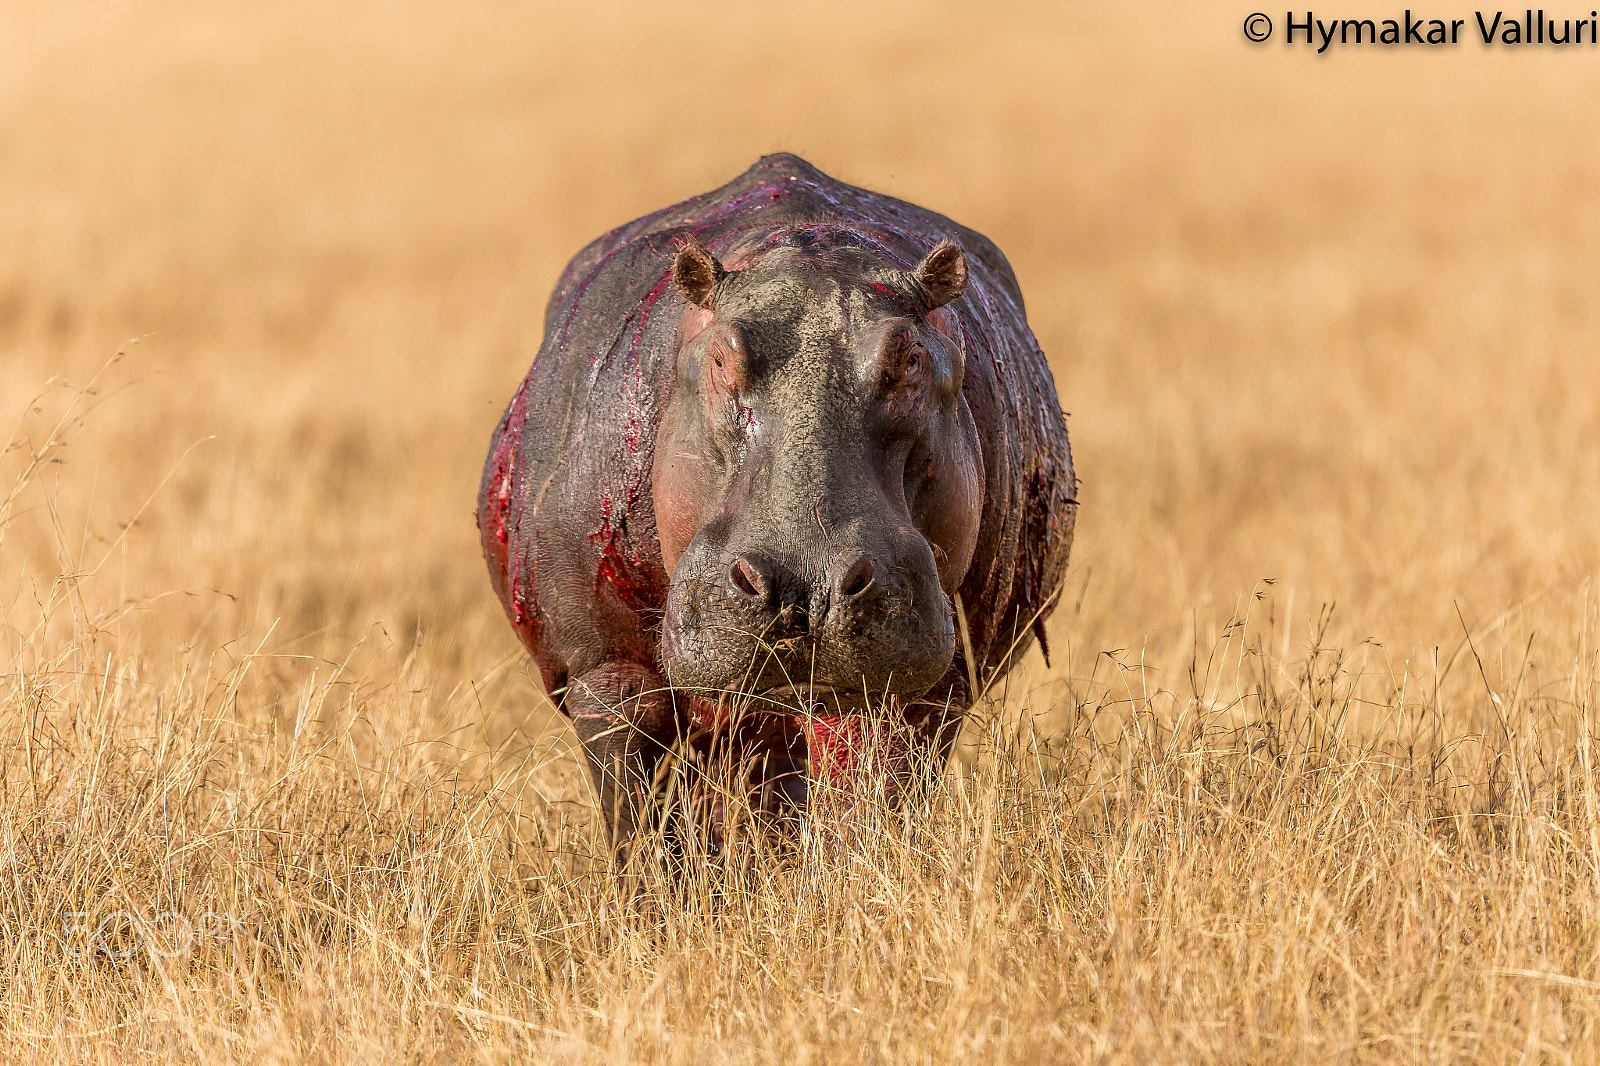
[4,1,1600,1061]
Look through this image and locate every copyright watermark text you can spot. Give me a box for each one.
[62,909,246,959]
[1245,10,1600,50]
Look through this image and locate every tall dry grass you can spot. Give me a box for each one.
[3,1,1599,1061]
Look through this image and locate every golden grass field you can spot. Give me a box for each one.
[4,2,1599,1061]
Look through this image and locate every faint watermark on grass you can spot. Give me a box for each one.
[62,909,246,960]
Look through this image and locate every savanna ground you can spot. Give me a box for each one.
[3,3,1599,1061]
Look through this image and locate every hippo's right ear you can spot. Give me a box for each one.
[911,239,968,312]
[673,235,726,310]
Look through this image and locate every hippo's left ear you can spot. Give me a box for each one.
[911,240,968,312]
[673,235,726,310]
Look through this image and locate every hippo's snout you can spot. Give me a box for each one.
[661,531,957,703]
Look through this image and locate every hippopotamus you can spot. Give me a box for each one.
[478,153,1075,860]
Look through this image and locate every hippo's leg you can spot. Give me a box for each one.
[567,662,677,867]
[679,721,808,854]
[751,738,810,819]
[736,730,810,839]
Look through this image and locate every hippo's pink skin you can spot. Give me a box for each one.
[478,154,1075,862]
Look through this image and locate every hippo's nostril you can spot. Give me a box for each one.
[729,555,769,602]
[837,556,875,599]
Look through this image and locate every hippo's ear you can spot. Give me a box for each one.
[911,240,968,312]
[673,235,726,310]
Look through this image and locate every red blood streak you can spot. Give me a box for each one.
[803,715,909,785]
[588,490,652,609]
[481,387,542,657]
[683,694,731,728]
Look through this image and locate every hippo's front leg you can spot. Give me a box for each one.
[567,661,677,867]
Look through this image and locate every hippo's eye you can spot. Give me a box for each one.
[879,331,925,392]
[708,330,747,396]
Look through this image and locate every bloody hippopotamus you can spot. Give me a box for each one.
[479,153,1075,859]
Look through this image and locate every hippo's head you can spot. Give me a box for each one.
[653,227,986,711]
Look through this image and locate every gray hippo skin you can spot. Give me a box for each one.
[478,153,1075,861]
